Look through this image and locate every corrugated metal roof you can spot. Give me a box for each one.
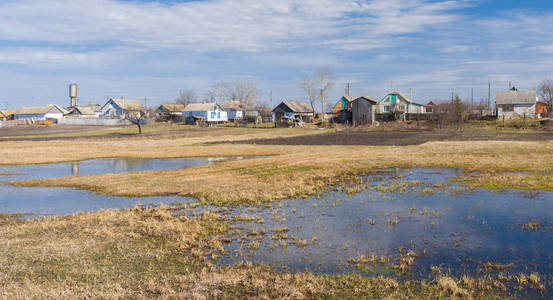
[158,104,186,112]
[15,105,63,115]
[281,101,314,113]
[496,90,537,105]
[72,106,96,115]
[109,98,145,111]
[183,103,222,112]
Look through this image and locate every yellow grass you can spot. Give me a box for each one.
[8,139,553,204]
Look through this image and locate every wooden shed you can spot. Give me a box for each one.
[272,101,314,127]
[351,96,377,127]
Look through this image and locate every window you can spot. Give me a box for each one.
[384,105,391,112]
[211,111,216,118]
[501,104,514,112]
[217,111,221,118]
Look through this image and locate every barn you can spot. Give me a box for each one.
[496,88,538,119]
[272,101,314,127]
[351,96,377,126]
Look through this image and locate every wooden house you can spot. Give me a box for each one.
[351,96,377,126]
[496,88,538,119]
[272,101,314,127]
[155,104,186,121]
[182,103,228,123]
[536,101,547,117]
[332,96,355,122]
[222,101,259,121]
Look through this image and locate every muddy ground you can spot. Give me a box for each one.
[229,130,553,146]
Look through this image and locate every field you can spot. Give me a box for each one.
[2,124,553,298]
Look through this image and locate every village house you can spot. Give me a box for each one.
[222,101,259,121]
[0,110,14,121]
[154,104,186,121]
[182,103,228,124]
[536,101,548,117]
[13,105,66,122]
[351,96,377,126]
[496,88,538,119]
[102,97,145,118]
[376,91,426,118]
[272,101,314,127]
[425,101,436,113]
[332,96,355,123]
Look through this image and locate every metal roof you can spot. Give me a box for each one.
[107,98,145,111]
[496,90,537,105]
[71,106,96,115]
[222,100,255,111]
[353,96,377,104]
[183,103,222,112]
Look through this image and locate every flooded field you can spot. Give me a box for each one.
[0,157,252,215]
[183,169,553,298]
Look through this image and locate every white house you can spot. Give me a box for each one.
[182,103,228,123]
[496,88,538,119]
[222,101,259,121]
[102,97,145,118]
[377,91,425,115]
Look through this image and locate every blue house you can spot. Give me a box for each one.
[222,100,259,121]
[182,103,228,123]
[14,105,66,121]
[102,97,145,118]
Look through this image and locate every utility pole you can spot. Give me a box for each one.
[471,88,474,113]
[144,97,147,109]
[488,76,491,111]
[320,89,325,121]
[409,88,412,100]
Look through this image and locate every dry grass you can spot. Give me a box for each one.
[0,207,503,299]
[9,140,553,204]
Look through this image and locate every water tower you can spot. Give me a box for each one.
[69,83,78,107]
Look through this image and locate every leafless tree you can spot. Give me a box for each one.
[175,89,197,106]
[314,67,334,120]
[538,78,553,116]
[206,82,231,103]
[228,80,259,106]
[300,76,318,119]
[125,110,147,134]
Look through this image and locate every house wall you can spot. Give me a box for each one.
[102,101,124,118]
[351,100,375,126]
[44,113,64,120]
[225,109,243,120]
[183,110,228,122]
[497,103,536,119]
[15,113,45,120]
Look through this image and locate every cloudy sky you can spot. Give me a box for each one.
[0,0,552,109]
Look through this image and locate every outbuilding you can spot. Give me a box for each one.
[155,104,186,121]
[272,101,314,127]
[222,101,259,121]
[496,88,538,119]
[351,96,377,126]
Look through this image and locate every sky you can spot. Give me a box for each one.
[0,0,552,109]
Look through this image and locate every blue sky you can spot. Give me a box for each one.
[0,0,552,109]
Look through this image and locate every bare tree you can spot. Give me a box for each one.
[228,80,259,106]
[206,82,231,103]
[175,89,197,106]
[125,110,147,134]
[300,76,318,119]
[314,67,334,120]
[538,78,553,116]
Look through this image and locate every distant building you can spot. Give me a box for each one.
[0,110,14,121]
[425,101,436,113]
[536,101,548,117]
[66,106,98,118]
[102,97,145,118]
[496,88,538,119]
[377,91,426,116]
[182,103,228,124]
[222,101,259,121]
[332,96,355,123]
[155,104,186,120]
[14,105,65,121]
[272,101,314,126]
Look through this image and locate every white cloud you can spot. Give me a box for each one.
[0,0,463,54]
[440,45,470,53]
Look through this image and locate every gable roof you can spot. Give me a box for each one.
[426,101,437,106]
[82,103,102,112]
[0,111,14,118]
[222,100,255,111]
[379,91,424,106]
[15,105,64,115]
[105,98,145,111]
[183,102,222,112]
[273,101,314,113]
[353,96,377,104]
[496,90,537,105]
[71,106,96,115]
[157,104,186,113]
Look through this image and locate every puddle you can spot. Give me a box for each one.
[186,169,553,298]
[0,156,260,216]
